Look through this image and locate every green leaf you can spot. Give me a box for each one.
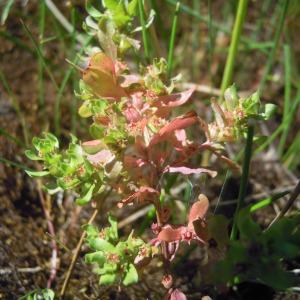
[99,273,117,285]
[224,84,239,111]
[25,150,42,161]
[242,92,260,116]
[123,263,138,286]
[79,101,93,118]
[43,183,62,195]
[132,9,155,33]
[127,0,138,16]
[262,103,277,120]
[85,251,105,266]
[108,214,119,240]
[25,169,50,177]
[90,123,105,139]
[45,133,59,148]
[237,207,262,240]
[86,1,103,18]
[84,224,99,238]
[76,184,95,205]
[41,289,55,300]
[90,238,115,252]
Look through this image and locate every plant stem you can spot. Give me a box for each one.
[60,208,99,299]
[258,0,290,92]
[38,0,46,115]
[138,0,150,61]
[230,125,254,240]
[278,43,291,156]
[220,0,249,95]
[167,1,181,78]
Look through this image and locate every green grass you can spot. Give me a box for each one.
[167,1,181,78]
[0,70,29,146]
[278,43,292,156]
[138,0,151,61]
[38,0,46,114]
[220,0,249,95]
[258,0,290,92]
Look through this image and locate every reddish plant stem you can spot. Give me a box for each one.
[37,180,58,288]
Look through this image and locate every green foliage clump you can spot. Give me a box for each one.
[84,215,152,286]
[215,208,300,291]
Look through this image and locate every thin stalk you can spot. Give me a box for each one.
[38,0,46,113]
[54,36,92,136]
[167,1,181,78]
[191,0,201,79]
[0,31,35,56]
[220,0,249,95]
[230,125,254,240]
[21,20,59,91]
[258,0,290,92]
[278,44,292,156]
[144,0,162,58]
[0,156,29,170]
[283,131,300,169]
[207,0,213,84]
[70,7,77,134]
[138,0,150,61]
[166,0,268,51]
[0,70,29,146]
[0,128,25,148]
[148,0,168,45]
[249,191,289,213]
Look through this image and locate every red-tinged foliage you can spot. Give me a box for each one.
[83,52,126,99]
[118,186,159,207]
[149,111,198,147]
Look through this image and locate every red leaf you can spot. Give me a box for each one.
[87,149,115,166]
[83,52,126,99]
[164,166,217,178]
[154,88,195,108]
[149,111,198,147]
[157,226,183,242]
[118,186,159,207]
[188,194,209,223]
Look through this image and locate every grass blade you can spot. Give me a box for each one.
[220,0,249,95]
[250,191,289,213]
[54,36,93,136]
[1,0,15,25]
[21,19,59,91]
[138,0,150,61]
[167,1,181,78]
[258,0,290,92]
[278,44,292,156]
[0,70,29,146]
[38,0,46,113]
